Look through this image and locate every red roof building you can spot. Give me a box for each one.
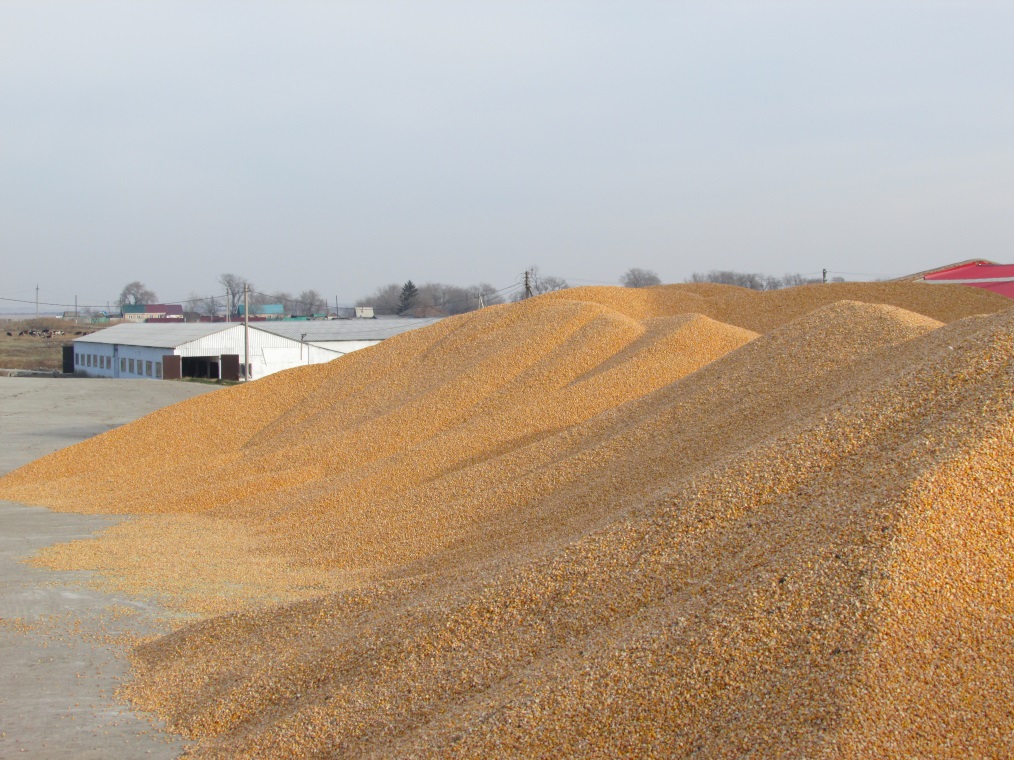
[903,260,1014,299]
[121,303,185,322]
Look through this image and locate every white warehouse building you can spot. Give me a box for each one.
[71,318,442,381]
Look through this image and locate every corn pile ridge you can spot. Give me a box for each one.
[1,282,1012,758]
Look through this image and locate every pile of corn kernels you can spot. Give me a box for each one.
[1,281,1012,758]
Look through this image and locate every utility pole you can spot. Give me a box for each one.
[35,284,39,319]
[822,268,827,284]
[524,270,533,299]
[243,284,250,381]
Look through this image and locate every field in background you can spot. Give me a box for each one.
[0,319,100,371]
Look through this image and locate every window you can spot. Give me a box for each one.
[145,360,152,376]
[75,354,80,366]
[87,354,92,367]
[120,358,126,372]
[129,358,135,373]
[155,362,162,379]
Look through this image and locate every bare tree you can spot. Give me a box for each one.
[294,289,327,317]
[620,268,662,288]
[472,282,504,308]
[186,292,223,318]
[258,291,293,315]
[200,295,224,318]
[219,273,252,316]
[248,290,281,308]
[356,283,401,315]
[688,270,768,290]
[512,268,569,301]
[687,270,824,291]
[357,281,506,315]
[416,283,467,314]
[117,281,157,306]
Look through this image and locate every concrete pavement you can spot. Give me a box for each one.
[0,378,218,758]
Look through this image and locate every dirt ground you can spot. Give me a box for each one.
[0,319,102,372]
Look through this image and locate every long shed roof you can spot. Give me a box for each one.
[73,322,237,348]
[73,317,444,349]
[256,317,443,343]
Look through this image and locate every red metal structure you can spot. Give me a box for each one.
[908,259,1014,299]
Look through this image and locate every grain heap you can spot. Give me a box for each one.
[1,282,1012,757]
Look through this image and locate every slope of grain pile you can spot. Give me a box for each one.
[1,282,1012,757]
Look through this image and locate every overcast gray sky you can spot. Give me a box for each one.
[2,1,1012,311]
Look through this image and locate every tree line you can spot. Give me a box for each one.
[685,270,844,290]
[116,267,837,320]
[356,280,508,316]
[118,275,330,318]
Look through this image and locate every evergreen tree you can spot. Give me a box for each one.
[398,280,419,314]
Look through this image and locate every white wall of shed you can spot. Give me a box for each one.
[72,342,168,379]
[73,328,343,381]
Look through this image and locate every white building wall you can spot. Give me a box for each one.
[181,327,341,378]
[73,343,170,379]
[74,326,344,381]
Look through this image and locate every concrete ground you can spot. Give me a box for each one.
[0,378,218,758]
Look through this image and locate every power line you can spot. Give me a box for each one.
[0,295,109,310]
[826,270,905,278]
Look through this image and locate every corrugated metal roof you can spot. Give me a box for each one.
[256,317,443,342]
[923,262,1014,281]
[74,318,445,349]
[916,261,1014,300]
[74,322,236,348]
[896,259,997,281]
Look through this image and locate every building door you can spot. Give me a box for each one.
[221,354,240,381]
[62,345,75,374]
[163,355,182,380]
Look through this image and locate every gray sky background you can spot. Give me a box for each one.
[2,1,1012,311]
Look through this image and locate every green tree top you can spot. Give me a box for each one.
[398,280,419,314]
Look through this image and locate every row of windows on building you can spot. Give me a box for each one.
[75,353,163,379]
